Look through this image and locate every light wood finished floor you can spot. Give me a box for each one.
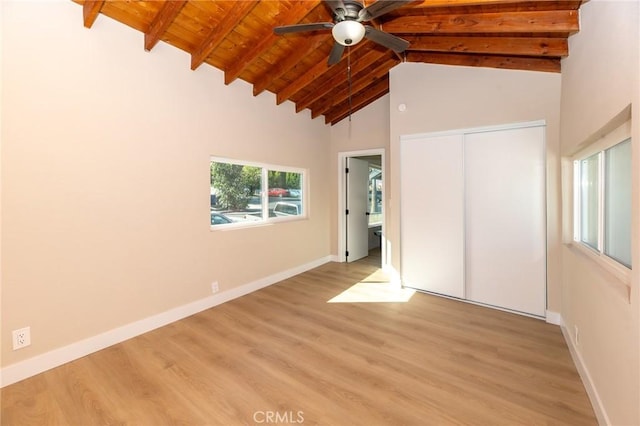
[1,251,596,425]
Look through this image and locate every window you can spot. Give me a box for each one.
[604,139,632,267]
[210,158,305,227]
[573,124,631,270]
[368,165,382,226]
[579,153,600,250]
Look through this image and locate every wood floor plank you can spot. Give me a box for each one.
[1,252,596,425]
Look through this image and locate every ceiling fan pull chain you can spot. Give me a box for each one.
[348,47,353,122]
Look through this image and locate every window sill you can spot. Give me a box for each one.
[210,216,307,231]
[565,242,631,302]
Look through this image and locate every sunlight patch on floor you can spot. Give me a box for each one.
[328,271,415,303]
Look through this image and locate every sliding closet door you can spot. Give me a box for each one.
[400,134,465,298]
[464,126,546,317]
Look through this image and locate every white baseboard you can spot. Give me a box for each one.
[0,255,333,388]
[545,310,562,325]
[559,318,609,426]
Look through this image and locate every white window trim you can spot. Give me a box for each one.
[570,119,632,285]
[210,156,308,230]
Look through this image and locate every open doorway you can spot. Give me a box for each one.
[338,149,385,268]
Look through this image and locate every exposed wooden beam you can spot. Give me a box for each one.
[276,60,330,105]
[191,1,258,71]
[225,1,323,85]
[310,56,398,118]
[253,34,328,96]
[383,10,580,34]
[408,0,531,6]
[144,1,187,52]
[406,0,583,10]
[296,49,388,113]
[325,76,390,125]
[405,35,568,57]
[309,53,392,118]
[275,42,368,105]
[406,51,561,72]
[311,56,397,118]
[83,0,104,28]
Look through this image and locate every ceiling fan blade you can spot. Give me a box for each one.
[364,26,409,53]
[324,0,347,15]
[358,0,411,22]
[273,22,334,35]
[328,42,346,65]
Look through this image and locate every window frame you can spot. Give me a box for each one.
[571,120,632,283]
[210,156,308,230]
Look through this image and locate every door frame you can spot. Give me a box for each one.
[337,148,386,266]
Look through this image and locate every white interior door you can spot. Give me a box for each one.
[400,134,465,298]
[464,126,546,316]
[346,158,369,262]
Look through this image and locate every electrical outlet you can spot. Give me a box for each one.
[12,327,31,350]
[574,325,579,346]
[211,281,219,293]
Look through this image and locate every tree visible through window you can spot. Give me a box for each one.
[211,163,261,211]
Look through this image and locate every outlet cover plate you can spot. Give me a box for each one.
[12,326,31,350]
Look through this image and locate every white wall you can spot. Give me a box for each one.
[388,63,563,312]
[1,1,330,371]
[559,1,640,424]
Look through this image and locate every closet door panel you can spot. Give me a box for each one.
[464,126,546,316]
[400,134,465,298]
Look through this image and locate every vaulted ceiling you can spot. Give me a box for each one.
[75,0,584,125]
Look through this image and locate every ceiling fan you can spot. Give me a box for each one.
[274,0,411,65]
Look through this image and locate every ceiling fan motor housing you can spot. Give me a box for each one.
[333,1,364,22]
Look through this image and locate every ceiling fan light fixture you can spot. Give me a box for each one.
[332,20,365,46]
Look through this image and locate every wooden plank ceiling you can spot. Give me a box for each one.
[75,0,583,125]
